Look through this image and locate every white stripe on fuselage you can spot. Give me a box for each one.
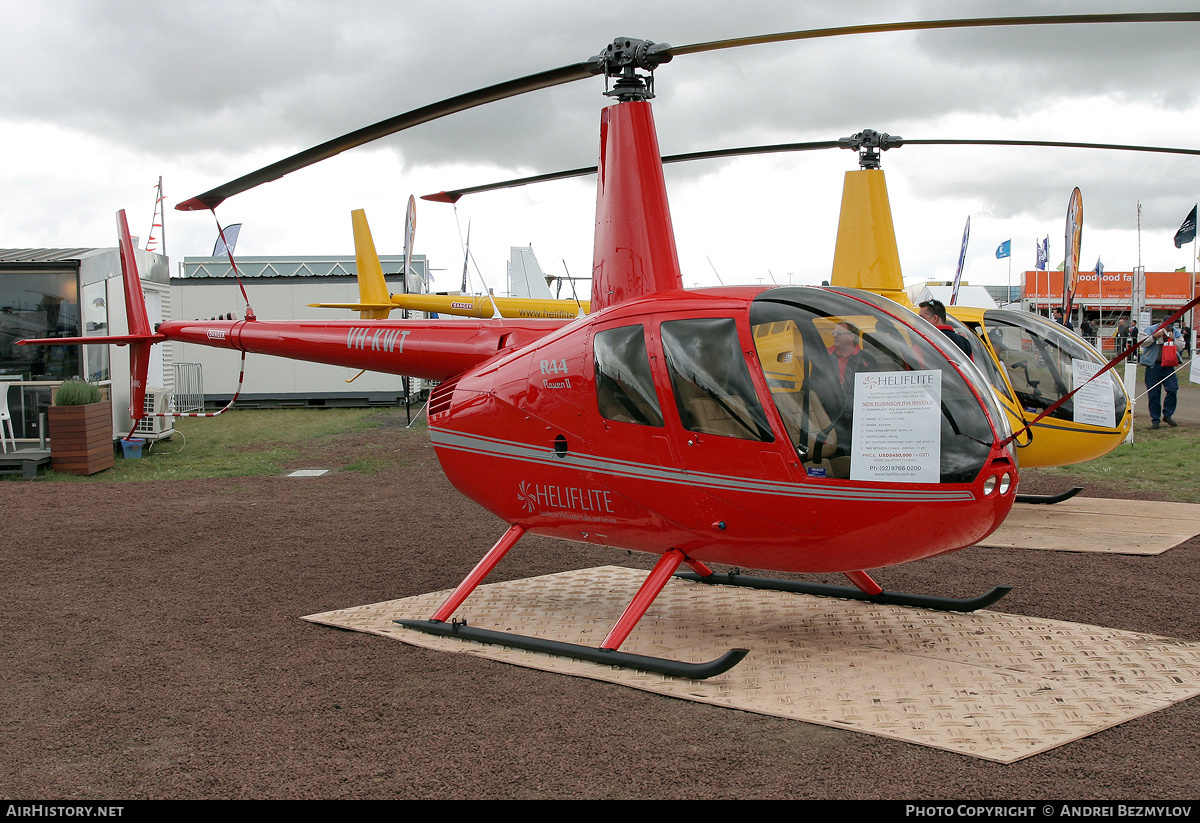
[428,428,975,502]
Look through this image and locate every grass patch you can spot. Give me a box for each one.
[1038,426,1200,502]
[341,456,400,475]
[23,408,390,482]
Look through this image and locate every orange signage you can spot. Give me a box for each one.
[1023,270,1197,302]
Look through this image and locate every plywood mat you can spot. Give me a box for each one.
[983,498,1200,554]
[304,566,1200,763]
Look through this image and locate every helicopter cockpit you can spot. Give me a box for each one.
[748,288,1005,484]
[970,310,1128,426]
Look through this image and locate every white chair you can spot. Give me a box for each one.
[0,382,15,453]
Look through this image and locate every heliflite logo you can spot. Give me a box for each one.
[518,481,537,513]
[517,480,614,515]
[860,373,935,390]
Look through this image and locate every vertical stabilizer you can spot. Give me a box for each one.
[509,247,554,299]
[830,169,913,308]
[117,211,151,336]
[591,100,682,312]
[116,210,152,429]
[352,209,393,319]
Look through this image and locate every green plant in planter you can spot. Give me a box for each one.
[54,380,102,406]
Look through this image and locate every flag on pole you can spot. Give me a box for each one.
[212,223,242,257]
[1036,236,1049,271]
[995,239,1011,259]
[1093,257,1104,277]
[1174,205,1197,248]
[951,216,969,305]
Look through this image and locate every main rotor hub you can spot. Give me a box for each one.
[589,37,673,102]
[838,129,904,169]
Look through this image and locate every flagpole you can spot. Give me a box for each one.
[1039,262,1044,316]
[1192,230,1197,363]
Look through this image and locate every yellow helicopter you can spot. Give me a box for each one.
[826,133,1131,470]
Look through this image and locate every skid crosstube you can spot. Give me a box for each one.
[396,618,749,680]
[1015,486,1084,505]
[675,572,1012,612]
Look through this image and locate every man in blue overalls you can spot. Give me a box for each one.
[1141,322,1182,429]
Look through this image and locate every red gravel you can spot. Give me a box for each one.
[1,418,1197,799]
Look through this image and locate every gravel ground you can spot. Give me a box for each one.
[1,418,1197,800]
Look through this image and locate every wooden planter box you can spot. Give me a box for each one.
[48,402,114,475]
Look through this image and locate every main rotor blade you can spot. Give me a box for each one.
[423,140,841,202]
[422,137,1200,203]
[176,62,598,211]
[668,12,1200,57]
[899,138,1200,157]
[179,12,1200,211]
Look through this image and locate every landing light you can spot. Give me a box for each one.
[983,472,1014,497]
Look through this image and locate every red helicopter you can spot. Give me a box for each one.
[27,13,1196,679]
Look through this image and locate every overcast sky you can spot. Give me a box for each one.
[3,0,1199,298]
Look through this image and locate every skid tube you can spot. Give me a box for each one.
[676,571,1011,612]
[396,618,749,680]
[1015,486,1084,505]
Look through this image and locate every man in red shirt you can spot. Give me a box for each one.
[828,321,874,385]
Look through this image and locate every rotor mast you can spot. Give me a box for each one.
[830,129,910,306]
[589,38,683,312]
[595,37,672,101]
[839,128,905,170]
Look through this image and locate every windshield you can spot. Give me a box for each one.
[751,287,997,483]
[824,287,1011,437]
[943,314,1015,404]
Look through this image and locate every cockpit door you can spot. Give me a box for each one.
[650,314,819,538]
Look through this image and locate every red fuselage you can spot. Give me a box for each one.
[428,287,1016,574]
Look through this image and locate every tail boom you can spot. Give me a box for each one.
[159,318,566,383]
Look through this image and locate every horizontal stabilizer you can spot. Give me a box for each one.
[19,334,165,347]
[308,302,396,313]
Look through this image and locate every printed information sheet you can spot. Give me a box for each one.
[1072,357,1115,428]
[851,370,941,483]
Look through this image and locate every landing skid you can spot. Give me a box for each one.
[1015,486,1084,505]
[397,619,749,680]
[403,528,749,680]
[676,571,1011,612]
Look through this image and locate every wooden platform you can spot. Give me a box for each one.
[983,497,1200,554]
[305,566,1200,764]
[0,448,51,479]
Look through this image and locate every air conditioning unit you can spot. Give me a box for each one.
[134,388,175,438]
